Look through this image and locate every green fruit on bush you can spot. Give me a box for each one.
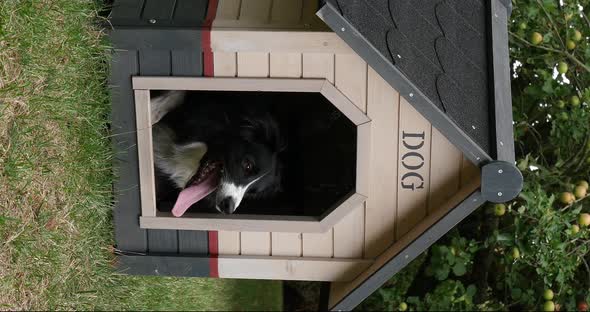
[576,180,589,190]
[579,213,590,227]
[571,224,580,234]
[544,301,556,311]
[557,62,568,74]
[531,32,543,45]
[574,185,587,199]
[573,29,583,42]
[512,247,521,259]
[519,22,527,30]
[566,40,576,50]
[543,289,554,300]
[399,302,408,311]
[494,203,506,216]
[559,192,575,205]
[559,112,569,120]
[556,100,566,108]
[570,96,581,107]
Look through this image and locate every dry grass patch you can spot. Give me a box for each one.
[0,1,282,311]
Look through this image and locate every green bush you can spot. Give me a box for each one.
[358,1,590,310]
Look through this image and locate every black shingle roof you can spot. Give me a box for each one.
[318,1,522,310]
[327,0,492,154]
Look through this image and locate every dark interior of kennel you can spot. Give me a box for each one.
[154,91,358,217]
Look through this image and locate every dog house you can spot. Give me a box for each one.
[109,0,522,310]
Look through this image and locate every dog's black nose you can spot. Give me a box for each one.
[218,198,235,214]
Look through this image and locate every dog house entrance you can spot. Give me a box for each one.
[155,90,357,217]
[133,77,370,233]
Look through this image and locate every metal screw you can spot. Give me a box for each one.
[498,169,503,174]
[397,54,402,59]
[149,19,157,24]
[341,27,346,31]
[498,192,503,197]
[409,93,414,97]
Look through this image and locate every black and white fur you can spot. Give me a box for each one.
[151,90,284,214]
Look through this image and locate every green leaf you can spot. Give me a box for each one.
[542,78,554,94]
[466,285,477,298]
[435,267,450,281]
[452,263,467,276]
[496,232,513,243]
[511,288,522,299]
[445,252,456,265]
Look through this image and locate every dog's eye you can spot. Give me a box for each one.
[242,159,254,173]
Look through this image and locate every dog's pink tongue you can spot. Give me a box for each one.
[172,172,219,217]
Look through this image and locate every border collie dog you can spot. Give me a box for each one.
[151,91,284,216]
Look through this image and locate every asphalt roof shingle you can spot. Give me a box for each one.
[330,0,492,154]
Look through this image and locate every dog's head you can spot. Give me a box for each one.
[213,115,284,213]
[171,114,284,216]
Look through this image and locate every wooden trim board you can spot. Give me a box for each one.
[141,214,323,232]
[133,76,371,233]
[132,76,325,92]
[211,30,354,54]
[320,81,371,126]
[140,191,367,233]
[118,253,372,282]
[217,255,373,281]
[134,90,156,217]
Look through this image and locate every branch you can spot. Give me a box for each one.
[536,0,565,47]
[509,31,562,54]
[509,32,590,74]
[564,51,590,74]
[582,11,590,30]
[559,193,590,211]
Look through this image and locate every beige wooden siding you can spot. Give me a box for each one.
[332,53,367,259]
[428,129,462,214]
[213,0,328,30]
[396,97,432,239]
[206,25,480,287]
[363,68,399,259]
[211,50,475,263]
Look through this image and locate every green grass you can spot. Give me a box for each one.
[0,1,282,310]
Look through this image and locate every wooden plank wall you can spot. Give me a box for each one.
[111,22,210,255]
[213,0,327,29]
[211,37,473,265]
[207,4,480,285]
